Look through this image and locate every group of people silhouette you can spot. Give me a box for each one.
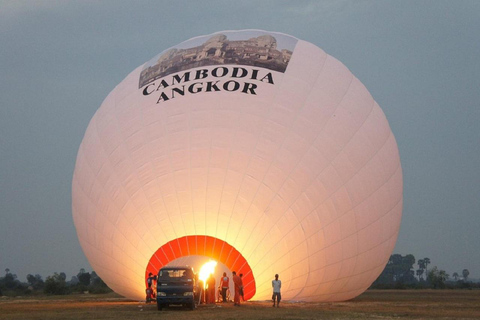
[200,271,281,307]
[146,270,281,307]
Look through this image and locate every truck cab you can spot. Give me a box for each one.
[156,266,196,310]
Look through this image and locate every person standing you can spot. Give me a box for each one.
[146,272,156,302]
[206,274,216,304]
[272,274,281,307]
[232,271,243,306]
[239,273,244,301]
[220,272,229,302]
[147,272,155,288]
[198,279,205,304]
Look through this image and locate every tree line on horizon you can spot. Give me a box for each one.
[371,253,475,289]
[0,268,112,296]
[0,253,476,296]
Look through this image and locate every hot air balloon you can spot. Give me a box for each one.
[72,30,402,302]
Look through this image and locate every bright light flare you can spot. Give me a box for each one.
[198,260,217,286]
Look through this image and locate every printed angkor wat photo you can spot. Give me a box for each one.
[139,34,293,88]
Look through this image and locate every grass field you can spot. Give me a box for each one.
[1,290,479,319]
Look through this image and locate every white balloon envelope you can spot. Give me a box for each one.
[72,30,402,301]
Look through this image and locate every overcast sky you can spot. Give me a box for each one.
[1,0,479,282]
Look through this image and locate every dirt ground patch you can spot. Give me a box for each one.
[1,290,479,319]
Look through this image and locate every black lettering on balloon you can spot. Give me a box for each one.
[143,83,156,96]
[156,92,169,103]
[172,73,190,85]
[242,82,257,94]
[212,67,228,78]
[232,67,248,78]
[188,82,203,94]
[150,67,274,103]
[259,73,274,84]
[171,86,185,98]
[195,69,209,80]
[206,81,221,92]
[223,80,240,92]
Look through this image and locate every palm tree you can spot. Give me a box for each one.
[417,259,425,280]
[462,269,470,282]
[416,269,424,281]
[423,258,431,274]
[452,272,459,281]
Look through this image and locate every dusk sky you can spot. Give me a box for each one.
[1,0,479,282]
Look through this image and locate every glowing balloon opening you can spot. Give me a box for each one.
[145,236,256,300]
[199,260,217,286]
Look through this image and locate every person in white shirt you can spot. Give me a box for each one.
[272,274,281,307]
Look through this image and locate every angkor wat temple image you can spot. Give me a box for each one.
[139,34,293,88]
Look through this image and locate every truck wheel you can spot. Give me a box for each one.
[189,301,195,310]
[157,302,163,311]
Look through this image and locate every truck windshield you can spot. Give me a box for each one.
[158,269,193,280]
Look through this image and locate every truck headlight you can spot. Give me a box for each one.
[183,292,193,296]
[158,292,166,296]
